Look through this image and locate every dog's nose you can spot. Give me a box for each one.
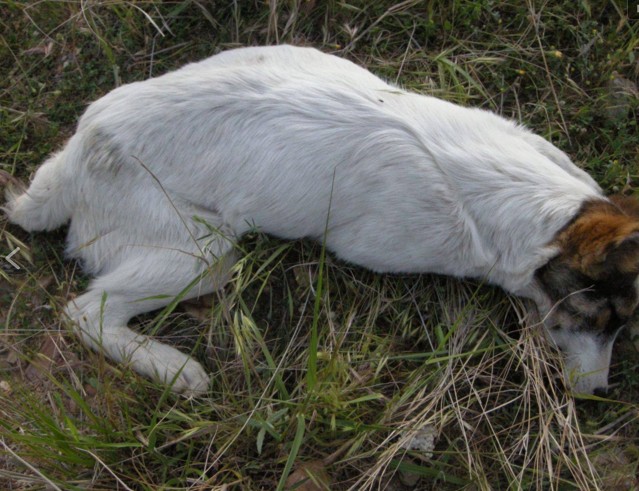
[592,387,609,397]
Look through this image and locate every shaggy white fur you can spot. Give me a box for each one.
[5,45,609,394]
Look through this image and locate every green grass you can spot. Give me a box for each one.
[1,1,638,489]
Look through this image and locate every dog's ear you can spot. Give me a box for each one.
[555,200,639,279]
[609,194,639,218]
[601,195,639,275]
[602,232,639,275]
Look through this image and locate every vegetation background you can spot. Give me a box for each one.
[1,1,638,489]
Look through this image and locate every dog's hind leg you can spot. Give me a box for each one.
[65,245,235,395]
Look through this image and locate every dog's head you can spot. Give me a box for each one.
[535,196,639,395]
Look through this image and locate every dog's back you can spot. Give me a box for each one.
[33,46,600,288]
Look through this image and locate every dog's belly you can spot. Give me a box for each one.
[203,156,494,278]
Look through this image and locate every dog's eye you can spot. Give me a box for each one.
[612,296,639,319]
[594,307,611,330]
[566,293,605,317]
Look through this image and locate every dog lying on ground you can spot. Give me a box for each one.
[3,45,638,396]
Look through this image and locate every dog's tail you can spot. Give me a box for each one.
[3,144,76,232]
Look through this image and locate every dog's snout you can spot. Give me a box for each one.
[592,387,609,398]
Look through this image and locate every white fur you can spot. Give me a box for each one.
[547,327,620,394]
[5,45,607,394]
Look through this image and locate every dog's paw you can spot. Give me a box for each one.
[167,356,211,396]
[120,337,211,396]
[142,342,211,396]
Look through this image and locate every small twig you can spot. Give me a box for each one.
[0,439,63,491]
[594,409,638,436]
[394,21,417,85]
[341,0,421,53]
[133,156,209,268]
[527,1,571,144]
[78,448,134,491]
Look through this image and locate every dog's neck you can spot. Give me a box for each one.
[477,183,599,297]
[382,92,604,295]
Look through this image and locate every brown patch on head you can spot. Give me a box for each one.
[535,196,639,339]
[554,198,639,279]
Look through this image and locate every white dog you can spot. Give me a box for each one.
[4,45,638,395]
